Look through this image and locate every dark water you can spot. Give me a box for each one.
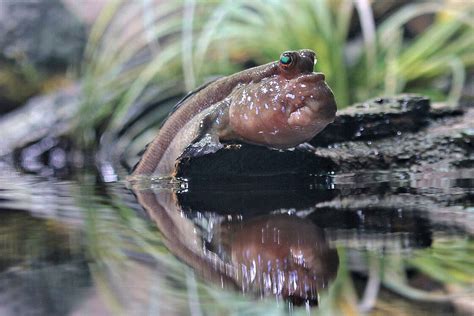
[0,161,473,315]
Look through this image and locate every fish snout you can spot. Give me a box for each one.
[287,79,337,128]
[309,82,337,122]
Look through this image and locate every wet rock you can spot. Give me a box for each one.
[0,0,86,110]
[177,94,471,178]
[13,136,78,178]
[0,85,80,157]
[310,95,431,146]
[176,143,338,179]
[314,106,472,172]
[0,0,85,69]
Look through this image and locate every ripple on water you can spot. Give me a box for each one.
[0,161,472,314]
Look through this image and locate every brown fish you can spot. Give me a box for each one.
[131,49,337,178]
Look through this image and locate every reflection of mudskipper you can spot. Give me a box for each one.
[213,215,338,305]
[133,188,339,306]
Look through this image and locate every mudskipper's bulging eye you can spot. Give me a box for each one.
[279,53,293,66]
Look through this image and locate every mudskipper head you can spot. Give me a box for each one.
[229,49,337,148]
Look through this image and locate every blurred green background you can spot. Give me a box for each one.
[78,0,474,146]
[1,0,473,148]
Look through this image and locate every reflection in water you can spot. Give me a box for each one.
[0,164,473,315]
[0,209,90,316]
[134,188,339,305]
[136,189,338,305]
[132,172,453,307]
[214,215,338,305]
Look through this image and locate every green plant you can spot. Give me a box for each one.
[78,0,474,147]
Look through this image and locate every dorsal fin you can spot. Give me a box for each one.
[167,77,222,118]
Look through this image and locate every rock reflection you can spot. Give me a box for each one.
[133,189,339,305]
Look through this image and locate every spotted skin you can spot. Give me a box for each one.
[131,49,337,178]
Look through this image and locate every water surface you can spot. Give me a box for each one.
[0,162,472,315]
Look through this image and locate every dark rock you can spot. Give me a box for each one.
[314,106,473,172]
[13,136,78,178]
[176,143,338,179]
[177,95,471,178]
[0,0,86,111]
[0,85,80,157]
[0,0,86,70]
[310,94,431,146]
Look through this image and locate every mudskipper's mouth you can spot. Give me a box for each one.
[286,73,336,129]
[287,100,319,128]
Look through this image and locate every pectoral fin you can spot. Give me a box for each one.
[179,103,229,160]
[180,132,224,159]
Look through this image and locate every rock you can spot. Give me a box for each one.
[310,95,431,146]
[0,0,86,69]
[0,0,86,111]
[176,143,338,181]
[177,95,471,178]
[0,85,80,157]
[314,106,471,173]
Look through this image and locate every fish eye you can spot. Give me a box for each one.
[279,53,293,66]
